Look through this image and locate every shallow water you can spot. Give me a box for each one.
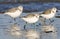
[0,3,60,39]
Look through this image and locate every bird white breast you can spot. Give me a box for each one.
[22,17,39,23]
[41,13,56,19]
[5,10,22,18]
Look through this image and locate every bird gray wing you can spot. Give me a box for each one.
[20,14,35,18]
[42,9,51,14]
[5,8,17,13]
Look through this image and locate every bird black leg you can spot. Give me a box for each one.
[33,23,35,25]
[13,18,17,24]
[14,18,16,21]
[43,18,46,25]
[49,19,54,25]
[33,23,36,28]
[38,23,41,26]
[24,22,27,30]
[24,25,26,30]
[40,18,46,26]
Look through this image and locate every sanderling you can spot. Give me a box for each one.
[4,6,23,21]
[40,7,57,25]
[20,13,40,30]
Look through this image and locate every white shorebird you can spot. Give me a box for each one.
[40,7,57,25]
[4,6,23,21]
[20,13,40,30]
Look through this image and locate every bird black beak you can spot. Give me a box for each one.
[56,10,58,12]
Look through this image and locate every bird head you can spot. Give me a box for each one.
[18,6,23,12]
[51,7,58,13]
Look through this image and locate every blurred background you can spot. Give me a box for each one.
[0,0,60,3]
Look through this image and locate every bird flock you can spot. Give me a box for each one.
[0,6,58,39]
[0,6,58,31]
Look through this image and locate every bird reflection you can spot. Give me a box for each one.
[41,25,57,33]
[6,24,22,36]
[40,25,57,39]
[25,29,40,39]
